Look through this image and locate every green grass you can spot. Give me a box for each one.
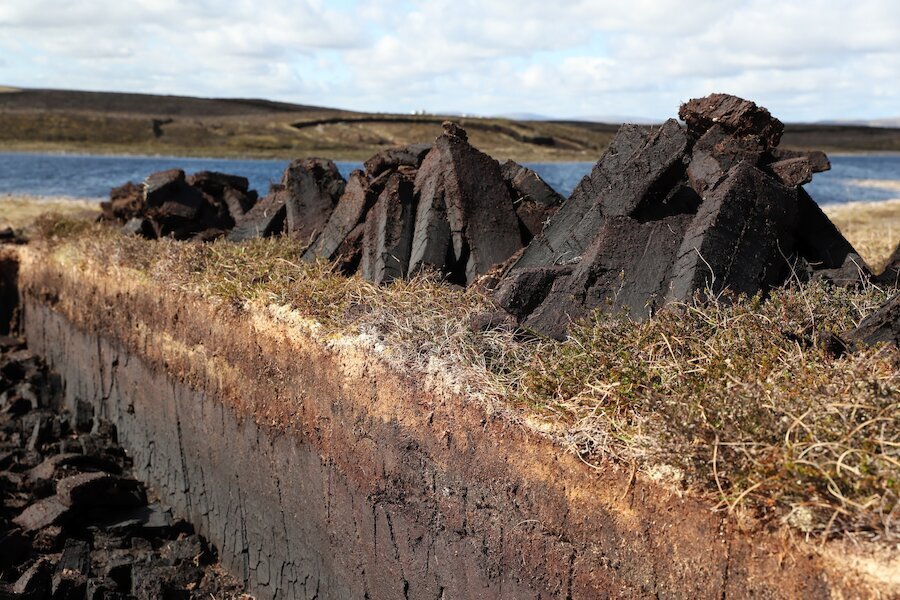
[31,216,900,543]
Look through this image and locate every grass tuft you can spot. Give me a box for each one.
[516,285,899,540]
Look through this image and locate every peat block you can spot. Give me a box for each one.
[360,171,417,284]
[496,93,868,339]
[304,170,377,262]
[282,158,346,243]
[500,159,565,242]
[846,293,900,347]
[409,123,522,284]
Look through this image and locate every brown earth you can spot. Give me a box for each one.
[4,245,897,598]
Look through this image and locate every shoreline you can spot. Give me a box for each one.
[1,193,104,202]
[0,147,303,163]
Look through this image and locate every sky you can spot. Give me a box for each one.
[0,0,898,122]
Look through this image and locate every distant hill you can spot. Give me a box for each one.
[0,86,898,161]
[868,117,900,128]
[0,87,618,161]
[780,123,900,154]
[0,87,334,117]
[496,112,555,121]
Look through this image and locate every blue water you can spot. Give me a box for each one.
[0,151,898,205]
[804,155,900,204]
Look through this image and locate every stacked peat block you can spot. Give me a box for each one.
[494,93,869,339]
[100,169,258,241]
[228,158,347,243]
[301,122,563,285]
[298,143,432,281]
[99,125,562,284]
[99,182,143,223]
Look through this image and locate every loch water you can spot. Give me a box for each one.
[0,151,898,206]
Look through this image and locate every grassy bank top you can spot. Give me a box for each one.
[11,195,897,548]
[2,87,900,161]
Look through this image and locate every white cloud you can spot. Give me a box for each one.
[0,0,898,120]
[0,0,366,96]
[333,0,900,120]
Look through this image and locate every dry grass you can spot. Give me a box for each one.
[1,195,100,231]
[30,214,900,543]
[826,198,900,271]
[516,287,899,541]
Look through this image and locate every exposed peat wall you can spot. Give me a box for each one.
[6,247,894,599]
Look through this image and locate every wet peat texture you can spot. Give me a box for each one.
[0,337,248,599]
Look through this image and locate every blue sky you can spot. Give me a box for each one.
[1,0,898,122]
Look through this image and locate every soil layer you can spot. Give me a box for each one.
[7,246,896,599]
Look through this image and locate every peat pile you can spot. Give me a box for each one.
[102,123,563,285]
[100,170,258,241]
[318,122,562,285]
[96,93,899,343]
[494,94,871,339]
[0,336,247,599]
